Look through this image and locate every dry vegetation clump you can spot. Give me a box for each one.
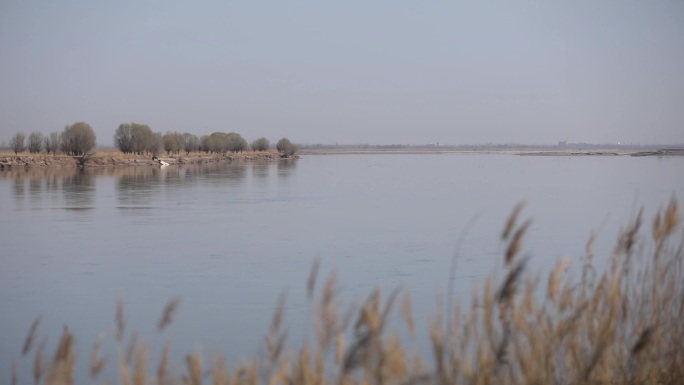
[13,198,684,385]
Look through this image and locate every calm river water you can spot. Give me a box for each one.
[1,154,682,379]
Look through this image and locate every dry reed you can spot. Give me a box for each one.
[22,317,41,357]
[157,298,181,332]
[11,198,684,385]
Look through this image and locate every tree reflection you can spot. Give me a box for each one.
[28,173,43,204]
[116,167,164,209]
[2,160,283,212]
[277,159,297,177]
[3,167,94,210]
[201,162,247,187]
[61,169,95,209]
[11,173,25,208]
[251,162,271,179]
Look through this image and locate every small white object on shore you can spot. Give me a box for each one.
[152,156,169,166]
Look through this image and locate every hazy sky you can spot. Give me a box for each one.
[1,1,683,145]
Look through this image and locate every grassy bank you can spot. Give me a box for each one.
[12,200,683,385]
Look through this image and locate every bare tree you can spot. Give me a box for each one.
[129,123,154,155]
[114,124,134,154]
[227,132,248,153]
[61,122,97,156]
[163,131,183,155]
[44,131,61,155]
[200,135,210,153]
[251,137,270,152]
[276,137,297,157]
[183,133,199,154]
[28,132,44,153]
[149,132,163,157]
[206,132,230,154]
[9,132,25,155]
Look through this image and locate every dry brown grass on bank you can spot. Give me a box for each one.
[92,149,282,159]
[14,199,684,385]
[0,149,283,159]
[0,149,290,169]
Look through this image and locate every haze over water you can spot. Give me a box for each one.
[1,154,683,380]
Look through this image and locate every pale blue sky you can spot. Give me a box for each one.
[1,1,683,145]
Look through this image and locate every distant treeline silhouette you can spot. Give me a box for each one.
[4,122,297,157]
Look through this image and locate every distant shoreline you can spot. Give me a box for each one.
[2,146,683,170]
[299,146,684,157]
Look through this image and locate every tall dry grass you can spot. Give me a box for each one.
[13,199,684,385]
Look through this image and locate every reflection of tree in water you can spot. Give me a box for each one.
[114,163,249,208]
[6,168,50,205]
[28,173,43,204]
[154,165,202,201]
[200,162,247,187]
[277,159,297,177]
[164,164,215,188]
[224,163,247,185]
[4,167,89,209]
[61,169,95,209]
[2,161,270,209]
[116,167,164,208]
[251,162,271,179]
[11,173,25,207]
[44,171,60,194]
[178,164,202,182]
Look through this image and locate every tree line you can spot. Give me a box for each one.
[8,122,97,156]
[113,123,296,156]
[6,122,297,157]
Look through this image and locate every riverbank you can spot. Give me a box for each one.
[516,148,684,157]
[0,150,296,169]
[2,146,682,169]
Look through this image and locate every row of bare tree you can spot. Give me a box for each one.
[114,122,295,156]
[5,122,296,157]
[7,122,96,156]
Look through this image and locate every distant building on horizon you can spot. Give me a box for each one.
[558,141,567,146]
